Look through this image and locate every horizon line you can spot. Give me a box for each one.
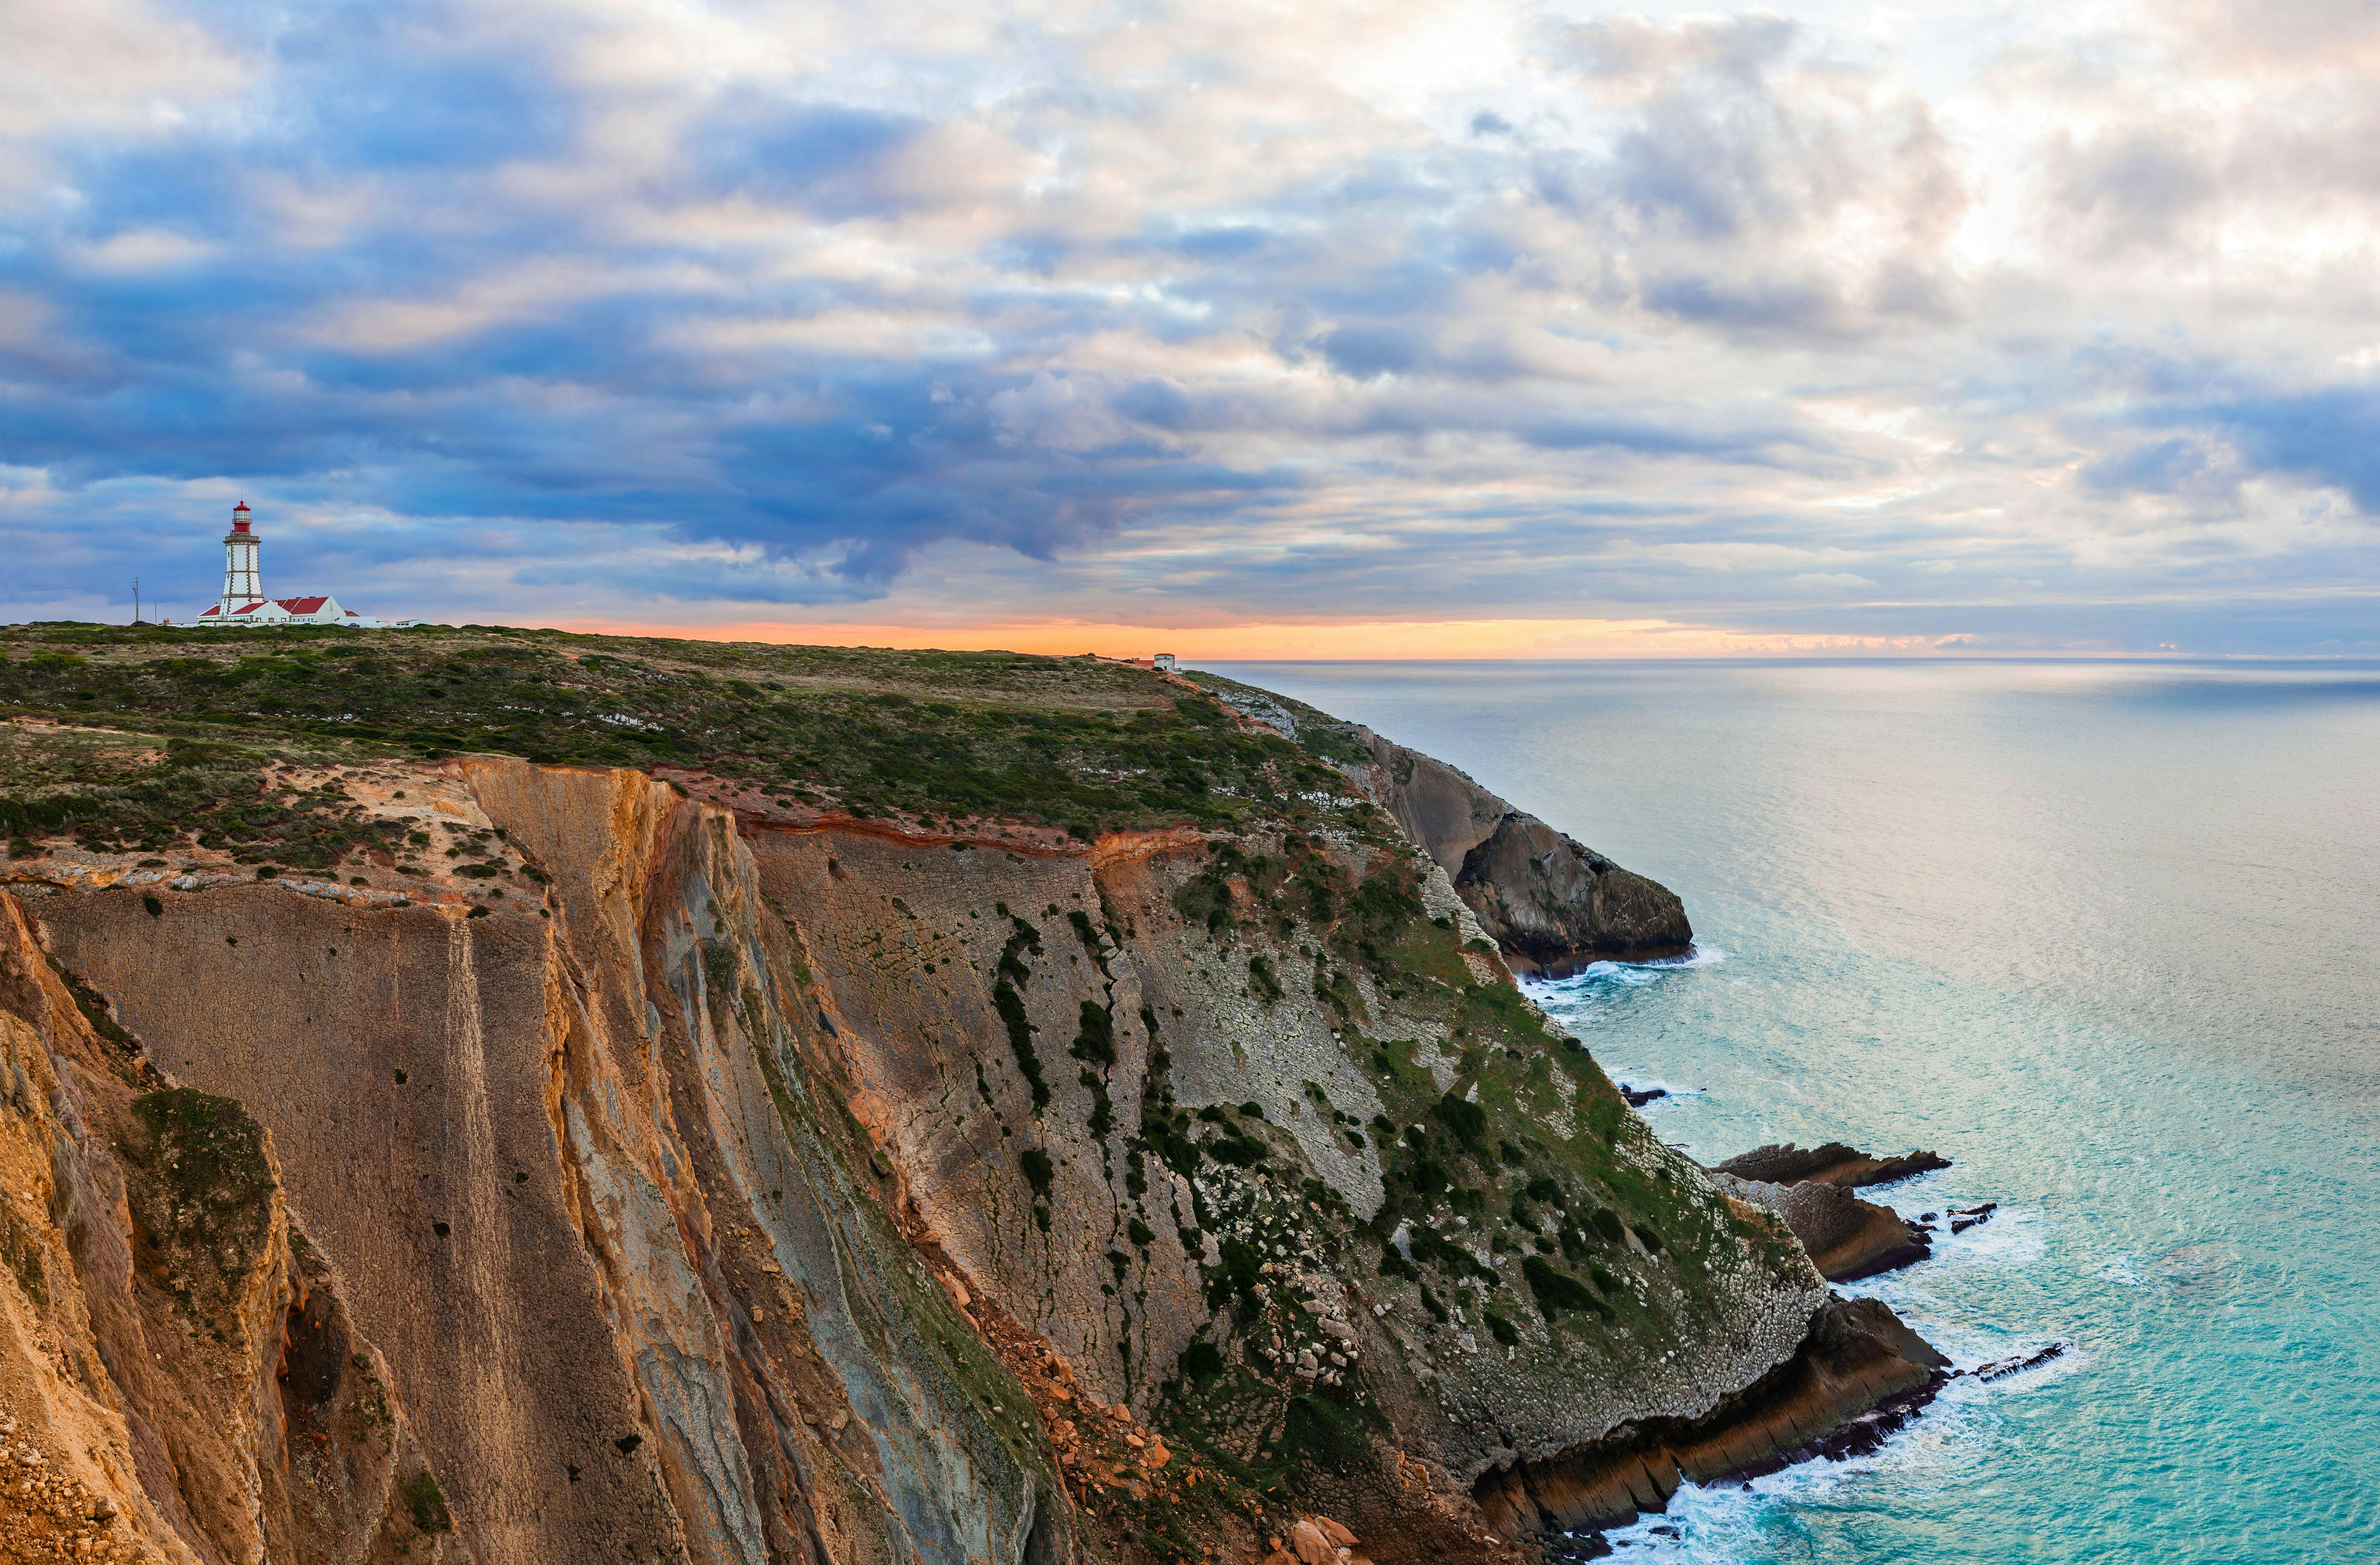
[14,614,2375,665]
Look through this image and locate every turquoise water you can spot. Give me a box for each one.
[1201,659,2380,1564]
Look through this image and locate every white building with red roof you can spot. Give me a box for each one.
[187,502,400,628]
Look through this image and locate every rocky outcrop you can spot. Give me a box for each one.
[1188,674,1694,973]
[1700,1142,1950,1283]
[1707,1175,1930,1283]
[1470,1294,1950,1539]
[1712,1142,1949,1189]
[1451,815,1692,974]
[1347,732,1689,974]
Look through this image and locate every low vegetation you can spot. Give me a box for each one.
[0,623,1396,848]
[122,1087,277,1331]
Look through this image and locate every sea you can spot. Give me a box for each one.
[1198,658,2380,1565]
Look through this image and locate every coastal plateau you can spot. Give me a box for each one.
[0,626,1944,1565]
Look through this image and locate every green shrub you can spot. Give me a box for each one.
[1523,1255,1612,1319]
[1179,1340,1226,1384]
[993,981,1049,1110]
[403,1472,451,1534]
[1205,1238,1264,1307]
[1068,1000,1115,1068]
[1429,1091,1488,1153]
[1204,1133,1266,1167]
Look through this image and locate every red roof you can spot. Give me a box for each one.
[277,596,330,614]
[232,501,250,513]
[198,604,221,617]
[232,601,266,615]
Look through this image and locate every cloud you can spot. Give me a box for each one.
[2083,437,2211,493]
[0,0,2373,652]
[2049,129,2216,253]
[2205,384,2380,511]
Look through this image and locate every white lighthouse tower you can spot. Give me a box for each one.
[219,501,264,614]
[188,500,397,627]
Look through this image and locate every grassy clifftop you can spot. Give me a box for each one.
[0,622,1395,859]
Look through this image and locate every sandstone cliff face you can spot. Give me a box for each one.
[0,888,460,1565]
[31,761,1060,1565]
[2,740,1909,1564]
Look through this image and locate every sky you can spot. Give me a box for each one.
[3,0,2378,657]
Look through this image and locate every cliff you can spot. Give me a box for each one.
[0,625,1936,1564]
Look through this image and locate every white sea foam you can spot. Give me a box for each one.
[1528,945,1729,1000]
[1629,943,1729,970]
[1844,1209,2051,1369]
[1858,1188,2046,1270]
[1945,1207,2045,1267]
[1598,1393,1983,1562]
[1614,1081,1707,1104]
[1592,1332,2087,1563]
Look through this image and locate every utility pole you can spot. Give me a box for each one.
[132,578,142,625]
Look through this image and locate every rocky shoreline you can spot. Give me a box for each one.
[1474,1129,1985,1554]
[1703,1141,1955,1284]
[1473,1292,1952,1546]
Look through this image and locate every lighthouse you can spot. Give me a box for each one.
[220,501,265,614]
[188,500,402,627]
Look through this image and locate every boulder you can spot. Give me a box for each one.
[1454,813,1693,972]
[1710,1174,1931,1282]
[1713,1141,1949,1189]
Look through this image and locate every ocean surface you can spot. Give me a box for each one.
[1199,659,2380,1565]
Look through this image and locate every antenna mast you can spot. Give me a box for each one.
[132,577,141,625]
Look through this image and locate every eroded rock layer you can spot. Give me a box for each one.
[1707,1176,1931,1284]
[1711,1142,1950,1190]
[1470,1296,1950,1540]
